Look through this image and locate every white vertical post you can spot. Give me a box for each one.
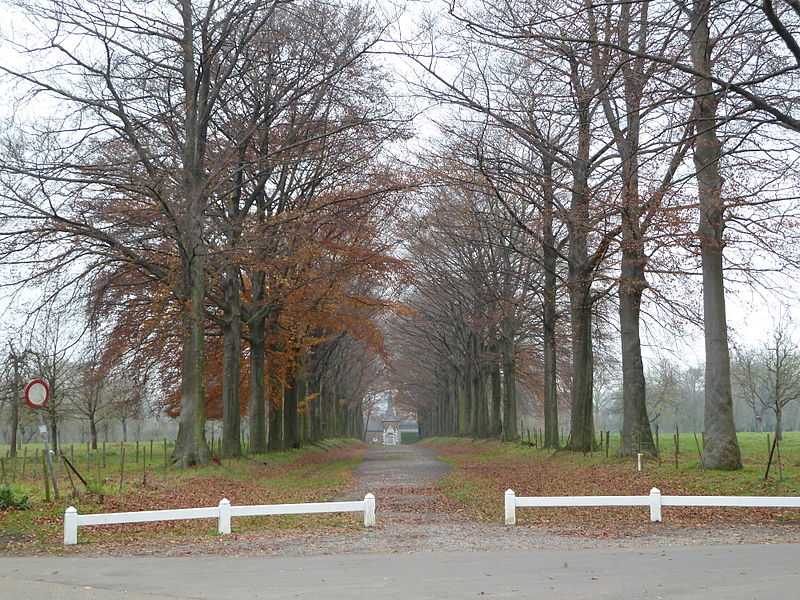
[637,453,644,471]
[218,498,231,534]
[649,487,662,522]
[505,489,516,525]
[364,493,376,526]
[64,506,78,545]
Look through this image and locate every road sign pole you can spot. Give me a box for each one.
[25,379,58,499]
[37,410,59,499]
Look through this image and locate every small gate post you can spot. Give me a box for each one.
[505,489,516,525]
[649,488,662,522]
[64,506,78,545]
[364,493,376,527]
[218,498,231,534]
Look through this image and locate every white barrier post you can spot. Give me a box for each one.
[364,493,376,526]
[64,506,78,545]
[218,498,231,534]
[637,453,644,471]
[505,489,516,525]
[649,487,662,522]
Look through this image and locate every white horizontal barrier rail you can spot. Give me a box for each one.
[74,507,218,526]
[64,493,376,545]
[660,496,800,507]
[505,488,800,525]
[229,500,367,517]
[515,496,650,507]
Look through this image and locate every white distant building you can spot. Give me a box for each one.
[382,410,401,445]
[364,406,417,445]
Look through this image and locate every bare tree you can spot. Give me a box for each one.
[733,319,800,440]
[3,343,34,456]
[732,347,767,432]
[0,0,296,466]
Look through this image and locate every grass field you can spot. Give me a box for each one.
[514,430,800,472]
[0,439,367,552]
[423,432,800,531]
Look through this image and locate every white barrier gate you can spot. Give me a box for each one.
[504,488,800,524]
[64,494,376,545]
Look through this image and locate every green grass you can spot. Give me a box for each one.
[422,432,800,525]
[1,439,178,487]
[428,431,800,480]
[0,438,367,552]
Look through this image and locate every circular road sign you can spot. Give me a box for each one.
[24,379,50,409]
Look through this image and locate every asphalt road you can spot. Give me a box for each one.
[2,543,799,599]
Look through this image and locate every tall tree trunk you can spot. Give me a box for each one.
[284,369,300,449]
[173,260,210,467]
[501,335,517,442]
[567,295,595,451]
[600,1,656,459]
[247,317,268,454]
[614,103,655,458]
[691,0,742,470]
[465,356,475,435]
[490,351,502,437]
[221,265,242,459]
[90,417,98,451]
[541,156,559,449]
[475,365,489,438]
[309,376,321,442]
[618,257,656,457]
[330,383,340,437]
[296,365,308,444]
[172,0,210,468]
[9,357,19,457]
[565,91,596,453]
[449,372,459,434]
[320,380,330,439]
[354,402,364,440]
[268,381,284,451]
[457,370,467,435]
[329,381,336,438]
[473,333,489,437]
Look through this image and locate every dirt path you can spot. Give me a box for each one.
[339,443,453,524]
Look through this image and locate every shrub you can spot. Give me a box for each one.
[0,485,30,510]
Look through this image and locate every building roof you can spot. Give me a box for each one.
[365,417,417,432]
